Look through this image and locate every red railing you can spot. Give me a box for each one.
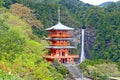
[44,54,79,58]
[48,34,72,38]
[51,43,69,46]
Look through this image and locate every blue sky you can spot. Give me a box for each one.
[80,0,119,5]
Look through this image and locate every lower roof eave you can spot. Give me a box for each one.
[44,55,79,59]
[47,46,76,49]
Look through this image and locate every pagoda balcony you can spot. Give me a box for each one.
[44,54,79,59]
[48,34,72,38]
[51,43,69,46]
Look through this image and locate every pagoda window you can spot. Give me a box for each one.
[59,31,62,35]
[62,52,64,56]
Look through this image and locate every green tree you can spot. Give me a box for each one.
[0,69,20,80]
[3,0,13,8]
[10,3,43,29]
[0,0,4,7]
[100,74,109,80]
[0,28,26,55]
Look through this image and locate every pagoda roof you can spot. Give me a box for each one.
[45,38,73,40]
[47,46,76,49]
[45,22,74,31]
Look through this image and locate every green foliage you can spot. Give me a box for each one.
[0,13,26,56]
[0,28,26,54]
[0,9,64,80]
[2,0,120,78]
[11,53,63,80]
[25,40,46,55]
[32,27,47,38]
[52,61,72,78]
[0,0,4,7]
[57,65,69,78]
[6,0,120,64]
[0,69,20,80]
[79,60,120,79]
[117,60,120,71]
[10,3,43,29]
[3,0,13,8]
[100,74,109,80]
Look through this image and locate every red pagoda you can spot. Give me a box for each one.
[44,22,79,64]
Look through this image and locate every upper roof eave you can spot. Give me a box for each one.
[45,22,74,31]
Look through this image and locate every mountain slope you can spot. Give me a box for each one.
[0,7,64,80]
[3,0,120,63]
[1,0,120,78]
[99,1,113,7]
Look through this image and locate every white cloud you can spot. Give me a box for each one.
[80,0,119,5]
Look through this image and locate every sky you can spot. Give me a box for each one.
[80,0,119,5]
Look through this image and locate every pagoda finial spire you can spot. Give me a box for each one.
[58,7,60,23]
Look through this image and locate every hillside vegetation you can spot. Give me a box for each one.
[1,0,120,79]
[7,0,120,67]
[0,3,64,80]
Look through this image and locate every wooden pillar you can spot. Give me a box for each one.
[56,49,59,57]
[67,58,70,64]
[58,58,61,64]
[65,49,68,56]
[60,49,62,56]
[72,58,74,64]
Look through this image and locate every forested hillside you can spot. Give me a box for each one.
[0,1,65,80]
[5,0,120,64]
[1,0,120,79]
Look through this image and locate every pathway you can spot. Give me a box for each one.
[64,64,91,80]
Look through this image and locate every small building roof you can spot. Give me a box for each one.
[45,22,74,31]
